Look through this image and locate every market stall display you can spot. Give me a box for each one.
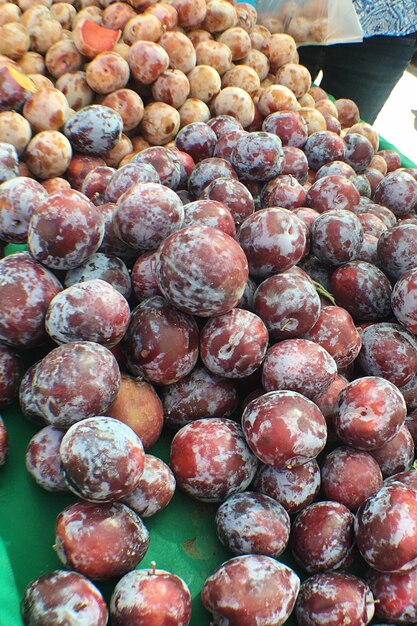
[1,0,417,624]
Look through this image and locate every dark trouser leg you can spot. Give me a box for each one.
[298,34,417,124]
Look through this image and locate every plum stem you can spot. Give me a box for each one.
[149,561,157,575]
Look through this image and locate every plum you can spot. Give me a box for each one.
[110,567,192,626]
[242,390,327,468]
[262,338,337,399]
[121,454,175,518]
[321,446,383,511]
[355,481,417,572]
[156,225,248,317]
[170,417,258,502]
[200,308,269,378]
[202,554,300,626]
[122,296,198,385]
[215,491,290,558]
[253,459,321,514]
[161,364,238,429]
[55,501,150,580]
[295,572,374,626]
[60,416,145,502]
[334,376,407,450]
[21,570,108,626]
[290,501,355,573]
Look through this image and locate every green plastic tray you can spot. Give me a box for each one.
[0,139,415,626]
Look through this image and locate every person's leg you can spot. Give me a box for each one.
[312,34,417,124]
[297,45,327,83]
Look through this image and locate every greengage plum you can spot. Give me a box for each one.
[170,417,258,502]
[242,390,327,468]
[55,501,150,580]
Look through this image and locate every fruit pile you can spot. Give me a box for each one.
[1,0,417,624]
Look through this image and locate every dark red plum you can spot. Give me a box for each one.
[334,376,407,451]
[161,364,238,430]
[295,572,375,626]
[64,105,123,155]
[170,417,258,502]
[321,446,383,511]
[122,296,199,385]
[262,338,337,399]
[242,390,327,468]
[303,130,345,171]
[202,555,300,626]
[156,224,248,317]
[175,121,217,162]
[253,459,321,514]
[254,269,321,340]
[330,261,392,322]
[290,501,355,573]
[215,491,290,558]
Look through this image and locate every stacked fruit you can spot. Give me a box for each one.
[1,0,417,624]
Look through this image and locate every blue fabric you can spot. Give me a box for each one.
[353,0,417,37]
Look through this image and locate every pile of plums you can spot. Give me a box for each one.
[2,0,417,624]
